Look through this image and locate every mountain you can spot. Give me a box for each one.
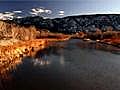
[10,14,120,34]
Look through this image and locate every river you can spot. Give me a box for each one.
[0,39,120,90]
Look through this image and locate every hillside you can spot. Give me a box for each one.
[11,14,120,34]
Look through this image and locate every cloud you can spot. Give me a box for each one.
[13,10,22,13]
[30,8,52,15]
[29,12,38,16]
[16,16,23,19]
[30,8,44,16]
[31,8,44,13]
[43,17,50,19]
[0,12,15,20]
[4,12,15,15]
[59,10,64,16]
[78,11,120,15]
[44,9,52,14]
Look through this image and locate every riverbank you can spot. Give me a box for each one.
[100,38,120,47]
[0,33,120,63]
[0,36,72,74]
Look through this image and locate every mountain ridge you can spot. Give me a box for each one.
[7,14,120,34]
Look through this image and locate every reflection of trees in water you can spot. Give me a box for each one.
[0,57,22,90]
[76,41,120,53]
[33,58,50,66]
[35,46,63,58]
[0,72,13,90]
[33,45,65,66]
[0,39,47,83]
[0,41,54,89]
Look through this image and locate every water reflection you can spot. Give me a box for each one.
[0,40,48,90]
[27,39,120,67]
[59,54,65,65]
[33,58,50,66]
[76,40,120,54]
[0,57,22,90]
[32,46,65,66]
[0,39,119,90]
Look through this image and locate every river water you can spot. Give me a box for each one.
[0,39,120,90]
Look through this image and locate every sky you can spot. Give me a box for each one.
[0,0,120,18]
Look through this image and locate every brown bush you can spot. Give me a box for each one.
[0,21,40,40]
